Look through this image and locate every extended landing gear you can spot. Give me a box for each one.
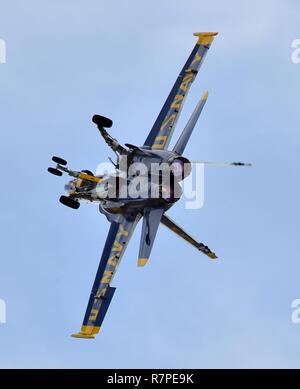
[52,156,67,165]
[48,167,62,176]
[92,115,113,128]
[48,156,97,210]
[59,195,80,209]
[48,156,68,176]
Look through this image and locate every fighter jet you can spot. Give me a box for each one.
[48,32,250,338]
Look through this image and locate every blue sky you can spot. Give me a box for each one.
[0,0,300,368]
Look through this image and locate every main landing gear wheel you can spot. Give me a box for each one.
[92,115,113,128]
[59,196,80,209]
[52,156,67,165]
[48,167,63,176]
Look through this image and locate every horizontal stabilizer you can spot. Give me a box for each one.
[138,207,164,266]
[161,214,217,259]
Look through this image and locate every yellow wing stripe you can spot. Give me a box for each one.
[71,325,101,339]
[138,258,149,267]
[193,32,218,45]
[201,90,209,100]
[152,135,168,150]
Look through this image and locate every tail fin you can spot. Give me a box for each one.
[161,214,217,259]
[173,91,208,155]
[138,207,164,267]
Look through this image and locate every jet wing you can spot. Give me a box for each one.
[72,216,140,339]
[144,32,218,150]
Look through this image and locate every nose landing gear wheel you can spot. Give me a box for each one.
[52,156,67,165]
[48,167,63,176]
[92,115,113,128]
[59,196,80,209]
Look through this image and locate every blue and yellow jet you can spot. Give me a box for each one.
[48,32,250,338]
